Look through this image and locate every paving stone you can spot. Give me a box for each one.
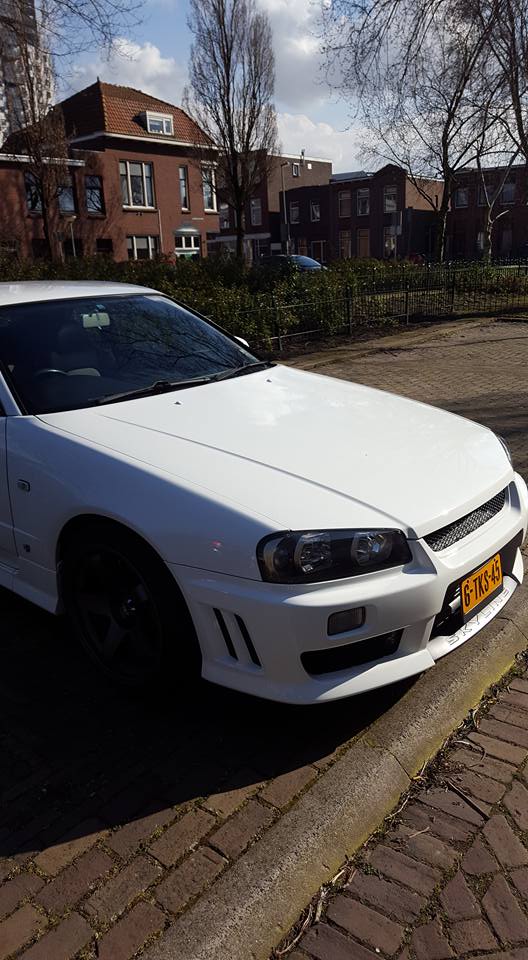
[462,837,499,875]
[155,846,226,914]
[449,748,516,784]
[208,799,274,859]
[482,874,528,943]
[149,809,215,868]
[84,854,162,924]
[447,769,506,805]
[419,788,485,825]
[202,768,263,818]
[368,844,442,895]
[37,846,114,915]
[34,819,105,876]
[440,870,480,920]
[106,805,176,860]
[448,917,498,953]
[0,904,44,960]
[411,920,453,959]
[19,912,92,960]
[505,780,528,830]
[0,874,44,921]
[96,901,166,960]
[468,732,528,766]
[478,718,528,749]
[510,867,528,901]
[258,765,318,810]
[510,678,528,695]
[347,871,425,922]
[301,922,380,960]
[402,802,477,843]
[387,825,458,870]
[484,815,528,867]
[491,703,528,730]
[503,689,528,712]
[327,895,405,954]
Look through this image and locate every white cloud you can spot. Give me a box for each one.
[66,38,186,104]
[278,111,364,172]
[258,0,328,111]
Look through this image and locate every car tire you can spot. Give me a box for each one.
[61,524,201,689]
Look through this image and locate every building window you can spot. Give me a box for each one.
[202,166,217,211]
[250,197,262,226]
[175,235,201,258]
[63,238,83,258]
[383,225,396,257]
[500,225,513,254]
[357,188,369,216]
[383,185,397,213]
[478,183,491,206]
[310,200,320,222]
[0,238,18,256]
[338,190,351,217]
[290,201,300,224]
[85,175,104,214]
[25,172,42,213]
[476,230,486,252]
[96,238,113,255]
[311,240,326,262]
[292,163,300,177]
[179,166,189,211]
[339,230,352,259]
[219,203,230,230]
[357,227,370,258]
[297,237,308,255]
[126,235,160,260]
[146,112,174,136]
[120,161,155,208]
[454,187,469,208]
[57,175,76,214]
[501,181,515,204]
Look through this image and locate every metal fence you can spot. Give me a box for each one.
[231,263,528,351]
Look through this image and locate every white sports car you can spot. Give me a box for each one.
[0,281,525,703]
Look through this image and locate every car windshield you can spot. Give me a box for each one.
[0,294,260,415]
[291,256,321,269]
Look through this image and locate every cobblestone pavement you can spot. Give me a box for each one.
[279,670,528,960]
[1,318,528,960]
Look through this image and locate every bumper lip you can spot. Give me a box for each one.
[169,475,528,705]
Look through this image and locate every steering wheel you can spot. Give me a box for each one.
[34,368,68,378]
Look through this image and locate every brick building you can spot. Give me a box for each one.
[447,165,528,260]
[213,153,332,261]
[0,81,219,260]
[285,164,443,263]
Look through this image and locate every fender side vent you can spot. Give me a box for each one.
[213,608,237,659]
[235,615,262,667]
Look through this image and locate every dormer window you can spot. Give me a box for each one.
[146,111,174,136]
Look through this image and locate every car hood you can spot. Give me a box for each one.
[40,365,512,538]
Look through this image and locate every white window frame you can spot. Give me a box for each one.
[292,163,300,177]
[383,185,398,213]
[310,239,326,262]
[219,203,230,230]
[290,201,300,224]
[146,111,174,136]
[126,235,160,260]
[476,230,486,251]
[338,190,351,218]
[202,165,217,212]
[357,188,370,216]
[454,187,469,208]
[500,181,515,205]
[250,197,262,227]
[310,200,321,222]
[120,160,155,209]
[179,165,189,211]
[174,235,201,257]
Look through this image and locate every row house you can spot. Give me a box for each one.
[448,165,528,260]
[213,153,332,261]
[285,165,442,263]
[0,80,219,260]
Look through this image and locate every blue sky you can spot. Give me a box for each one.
[66,0,363,172]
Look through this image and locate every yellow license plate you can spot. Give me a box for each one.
[461,553,503,620]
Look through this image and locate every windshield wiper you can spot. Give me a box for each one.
[210,361,275,382]
[93,376,214,406]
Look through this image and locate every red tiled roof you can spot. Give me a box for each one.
[60,80,209,145]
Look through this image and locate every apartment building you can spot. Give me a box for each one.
[285,164,442,262]
[214,153,332,261]
[0,0,54,145]
[0,80,219,260]
[447,165,528,260]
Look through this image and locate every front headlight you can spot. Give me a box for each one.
[257,529,412,583]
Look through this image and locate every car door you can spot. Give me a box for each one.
[0,417,16,566]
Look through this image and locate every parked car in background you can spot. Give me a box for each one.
[258,254,325,272]
[0,281,525,703]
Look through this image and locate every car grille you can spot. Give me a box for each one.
[424,488,507,552]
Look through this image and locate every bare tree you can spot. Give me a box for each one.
[185,0,279,258]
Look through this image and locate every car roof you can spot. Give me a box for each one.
[0,280,158,308]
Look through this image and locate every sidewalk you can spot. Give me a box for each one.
[282,668,528,960]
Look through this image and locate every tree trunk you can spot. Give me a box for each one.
[482,206,492,264]
[434,206,449,263]
[235,203,246,260]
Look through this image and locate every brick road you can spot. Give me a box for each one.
[1,318,528,960]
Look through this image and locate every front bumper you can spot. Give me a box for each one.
[170,473,528,704]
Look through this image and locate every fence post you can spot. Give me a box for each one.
[272,295,282,352]
[345,284,353,335]
[404,284,410,324]
[450,271,456,314]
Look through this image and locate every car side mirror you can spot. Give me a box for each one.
[235,336,250,348]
